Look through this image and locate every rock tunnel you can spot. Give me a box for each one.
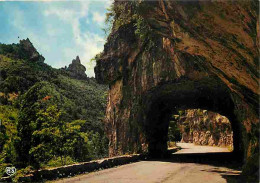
[95,0,259,175]
[143,77,242,158]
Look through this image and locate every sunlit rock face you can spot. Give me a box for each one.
[95,0,259,175]
[177,109,233,149]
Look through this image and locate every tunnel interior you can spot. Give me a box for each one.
[143,77,243,161]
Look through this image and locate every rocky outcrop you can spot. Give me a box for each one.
[19,38,45,62]
[95,0,259,178]
[0,38,45,62]
[177,109,233,149]
[63,56,88,80]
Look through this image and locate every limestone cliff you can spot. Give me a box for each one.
[95,0,259,178]
[177,109,233,148]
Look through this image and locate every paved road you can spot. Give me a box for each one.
[54,143,242,183]
[174,143,230,154]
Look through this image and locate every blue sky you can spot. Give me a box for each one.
[0,0,112,77]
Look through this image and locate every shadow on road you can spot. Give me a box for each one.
[202,168,245,183]
[143,149,246,183]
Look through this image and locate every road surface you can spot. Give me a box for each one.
[174,143,230,154]
[53,143,242,183]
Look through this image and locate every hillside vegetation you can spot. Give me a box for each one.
[0,39,108,178]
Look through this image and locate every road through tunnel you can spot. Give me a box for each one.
[94,0,259,178]
[143,77,243,161]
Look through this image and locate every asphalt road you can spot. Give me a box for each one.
[53,143,242,183]
[174,143,230,154]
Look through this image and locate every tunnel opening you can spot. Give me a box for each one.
[167,109,234,153]
[143,77,244,162]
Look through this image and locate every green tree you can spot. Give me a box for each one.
[15,81,63,167]
[87,131,108,159]
[0,105,18,177]
[27,104,96,168]
[30,105,64,167]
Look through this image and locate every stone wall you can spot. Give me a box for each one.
[0,154,141,182]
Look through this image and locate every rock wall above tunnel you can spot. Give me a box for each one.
[95,0,259,176]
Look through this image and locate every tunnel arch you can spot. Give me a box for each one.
[94,0,259,178]
[142,77,243,160]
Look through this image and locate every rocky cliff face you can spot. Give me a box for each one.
[95,0,259,177]
[63,56,88,80]
[177,109,233,148]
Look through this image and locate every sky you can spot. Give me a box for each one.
[0,0,113,77]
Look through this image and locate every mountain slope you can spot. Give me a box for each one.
[0,39,108,177]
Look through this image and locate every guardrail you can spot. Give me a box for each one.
[0,154,142,182]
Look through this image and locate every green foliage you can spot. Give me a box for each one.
[30,105,64,166]
[14,80,107,169]
[15,81,64,167]
[0,54,55,95]
[178,110,184,116]
[133,14,154,48]
[0,105,18,177]
[0,41,108,178]
[0,152,9,178]
[87,131,108,159]
[104,1,155,50]
[0,44,20,58]
[45,156,75,168]
[105,2,133,32]
[132,10,157,51]
[104,3,116,36]
[90,52,102,68]
[103,2,137,38]
[114,4,132,30]
[12,166,32,183]
[29,105,93,167]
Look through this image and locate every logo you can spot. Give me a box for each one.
[5,167,16,176]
